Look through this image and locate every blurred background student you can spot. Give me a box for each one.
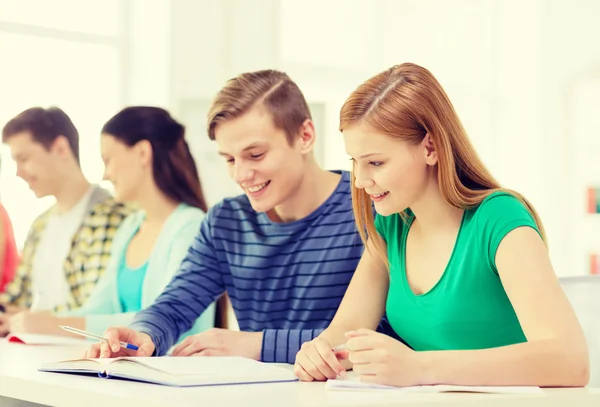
[9,106,215,339]
[0,107,130,337]
[0,192,18,295]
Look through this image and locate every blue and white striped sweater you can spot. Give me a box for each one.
[130,170,366,362]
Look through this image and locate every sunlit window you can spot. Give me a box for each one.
[0,4,122,248]
[0,0,121,36]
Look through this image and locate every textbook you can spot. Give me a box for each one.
[326,375,543,394]
[39,356,298,387]
[6,333,88,346]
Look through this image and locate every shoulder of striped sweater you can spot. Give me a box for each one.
[340,173,352,186]
[210,193,253,214]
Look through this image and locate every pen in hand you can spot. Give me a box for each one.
[332,344,348,352]
[59,325,139,351]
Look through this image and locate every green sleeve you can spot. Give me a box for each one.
[476,193,541,272]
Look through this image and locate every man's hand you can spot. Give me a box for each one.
[9,310,62,335]
[1,304,23,315]
[1,305,29,337]
[294,336,347,381]
[85,327,155,358]
[171,329,263,360]
[0,312,10,337]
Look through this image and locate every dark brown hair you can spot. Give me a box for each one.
[2,107,80,163]
[102,106,208,212]
[207,70,312,144]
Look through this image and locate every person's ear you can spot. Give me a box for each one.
[135,140,153,167]
[51,135,74,159]
[295,119,316,154]
[422,133,438,166]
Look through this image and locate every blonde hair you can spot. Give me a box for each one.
[207,70,312,144]
[339,63,546,264]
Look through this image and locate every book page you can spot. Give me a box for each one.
[39,358,107,374]
[109,356,297,386]
[326,376,543,394]
[115,356,290,376]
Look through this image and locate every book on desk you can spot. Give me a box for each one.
[39,356,297,387]
[6,333,88,346]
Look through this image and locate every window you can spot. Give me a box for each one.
[0,3,123,248]
[0,0,121,36]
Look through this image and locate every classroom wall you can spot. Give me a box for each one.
[128,0,600,277]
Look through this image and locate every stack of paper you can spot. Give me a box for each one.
[326,376,543,394]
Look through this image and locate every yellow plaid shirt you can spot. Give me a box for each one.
[0,188,132,311]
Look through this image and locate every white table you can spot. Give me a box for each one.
[1,341,599,407]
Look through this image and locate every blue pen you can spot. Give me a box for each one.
[59,325,139,351]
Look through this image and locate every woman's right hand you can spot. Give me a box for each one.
[294,337,348,381]
[84,327,155,358]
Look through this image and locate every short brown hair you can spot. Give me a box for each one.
[207,70,312,144]
[2,107,80,162]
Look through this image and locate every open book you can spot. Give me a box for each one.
[327,375,543,394]
[39,356,297,387]
[6,333,88,346]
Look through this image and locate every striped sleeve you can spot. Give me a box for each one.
[130,211,225,355]
[261,328,324,363]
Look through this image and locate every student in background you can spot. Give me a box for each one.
[0,200,19,294]
[85,70,382,363]
[0,154,18,293]
[9,107,215,339]
[0,107,130,336]
[294,63,589,387]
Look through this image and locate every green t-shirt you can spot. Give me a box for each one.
[375,192,540,351]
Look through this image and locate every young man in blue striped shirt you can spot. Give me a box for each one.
[89,70,369,364]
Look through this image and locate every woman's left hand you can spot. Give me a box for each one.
[346,329,425,387]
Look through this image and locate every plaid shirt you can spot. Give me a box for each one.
[0,187,132,311]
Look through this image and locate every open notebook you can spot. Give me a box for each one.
[6,333,88,346]
[39,356,298,387]
[327,375,543,394]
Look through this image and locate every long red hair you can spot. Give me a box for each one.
[339,63,546,264]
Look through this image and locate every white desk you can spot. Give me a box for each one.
[1,341,599,407]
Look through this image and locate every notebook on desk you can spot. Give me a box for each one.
[6,333,88,346]
[326,375,543,394]
[39,356,298,387]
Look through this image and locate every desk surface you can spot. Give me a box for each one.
[1,341,599,407]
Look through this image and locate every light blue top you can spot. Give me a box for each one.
[117,248,148,312]
[61,203,215,341]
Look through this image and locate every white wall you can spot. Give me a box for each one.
[128,0,600,276]
[540,0,600,276]
[125,0,171,107]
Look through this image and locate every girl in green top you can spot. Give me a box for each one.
[295,63,589,387]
